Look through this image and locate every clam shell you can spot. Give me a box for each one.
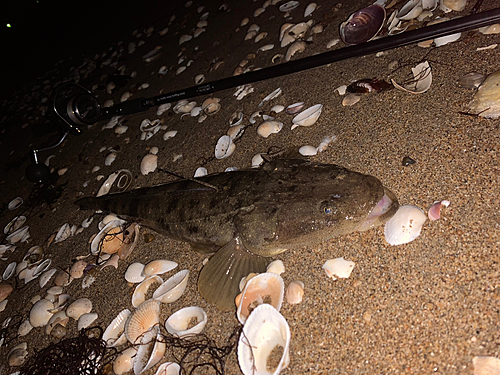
[66,298,92,320]
[291,104,323,129]
[152,269,189,303]
[39,268,57,288]
[8,342,28,367]
[340,5,386,45]
[468,70,500,118]
[258,88,282,107]
[299,145,318,156]
[285,102,305,115]
[155,362,181,375]
[215,135,236,159]
[134,326,166,374]
[257,121,283,138]
[18,319,33,336]
[125,299,161,344]
[78,312,98,331]
[164,306,207,338]
[397,0,422,21]
[4,215,26,234]
[323,258,355,280]
[140,154,158,175]
[8,197,23,210]
[103,309,131,347]
[194,167,208,177]
[237,303,291,375]
[45,311,69,336]
[125,262,146,283]
[7,225,30,244]
[143,260,178,277]
[114,347,137,375]
[266,260,285,275]
[132,275,163,308]
[285,40,306,61]
[384,205,427,245]
[457,72,486,89]
[70,260,87,279]
[29,299,54,327]
[304,2,317,17]
[236,272,284,325]
[91,220,126,255]
[227,124,246,141]
[119,222,140,260]
[391,61,432,94]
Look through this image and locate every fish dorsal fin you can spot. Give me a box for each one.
[198,236,268,310]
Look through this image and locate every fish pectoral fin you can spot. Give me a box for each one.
[198,237,268,311]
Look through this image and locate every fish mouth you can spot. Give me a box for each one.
[357,187,399,231]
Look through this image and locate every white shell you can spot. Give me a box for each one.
[125,262,146,283]
[299,145,318,156]
[103,309,131,347]
[257,121,283,138]
[165,306,207,338]
[134,326,166,374]
[323,258,355,280]
[4,215,26,234]
[157,103,171,115]
[29,299,54,327]
[114,347,137,375]
[279,0,299,12]
[66,298,92,320]
[143,260,178,276]
[39,268,57,288]
[252,153,265,168]
[7,225,30,244]
[78,312,98,330]
[237,303,291,375]
[105,152,117,166]
[304,2,317,17]
[152,269,189,303]
[125,300,161,344]
[18,319,33,336]
[155,362,181,375]
[236,272,284,325]
[285,40,306,62]
[8,197,23,210]
[163,130,178,140]
[258,88,282,107]
[3,262,16,280]
[179,34,192,45]
[286,281,304,304]
[215,135,236,159]
[398,0,422,21]
[140,154,158,175]
[132,275,163,308]
[266,260,285,275]
[384,205,427,245]
[434,32,461,47]
[227,124,246,141]
[194,167,208,177]
[391,61,432,94]
[291,104,323,129]
[8,342,28,367]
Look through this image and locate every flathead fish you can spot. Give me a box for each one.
[77,158,398,310]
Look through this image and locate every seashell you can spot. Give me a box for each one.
[114,347,137,375]
[105,152,117,166]
[155,362,181,375]
[397,0,422,21]
[140,154,158,175]
[39,268,57,288]
[96,169,133,197]
[194,74,205,84]
[434,32,461,47]
[0,282,13,302]
[229,110,244,126]
[125,299,161,344]
[18,319,33,336]
[8,342,28,367]
[227,124,246,141]
[197,20,208,28]
[125,262,146,283]
[384,205,427,245]
[391,61,432,94]
[299,145,318,156]
[103,309,131,347]
[54,269,72,287]
[245,30,258,41]
[237,304,291,375]
[266,260,285,275]
[143,46,162,62]
[157,103,171,115]
[285,102,305,115]
[473,356,500,375]
[421,0,438,10]
[29,259,52,282]
[304,3,317,17]
[215,135,236,159]
[257,121,283,138]
[286,281,304,304]
[279,1,299,12]
[153,269,189,303]
[285,40,306,61]
[241,18,249,27]
[202,97,221,115]
[176,66,186,75]
[134,326,166,374]
[317,135,336,152]
[91,220,126,255]
[443,0,467,11]
[340,5,386,45]
[249,110,263,124]
[258,44,274,52]
[3,262,16,280]
[291,104,323,129]
[327,38,340,49]
[258,88,282,107]
[342,93,361,106]
[248,24,260,33]
[7,225,30,244]
[179,34,192,45]
[252,153,265,168]
[8,197,23,210]
[78,312,98,330]
[270,105,284,114]
[30,298,54,327]
[323,257,355,280]
[0,299,7,312]
[288,22,310,39]
[478,24,500,35]
[428,200,450,221]
[165,306,207,338]
[193,27,205,38]
[468,70,500,118]
[255,32,268,43]
[194,167,208,177]
[163,130,178,140]
[132,275,163,308]
[236,272,284,324]
[254,7,265,17]
[115,125,128,134]
[143,260,178,277]
[4,215,26,234]
[66,298,92,320]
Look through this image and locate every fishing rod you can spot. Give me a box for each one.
[26,7,500,183]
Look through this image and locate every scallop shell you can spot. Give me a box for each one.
[340,5,386,45]
[257,121,283,138]
[236,272,284,325]
[132,276,163,308]
[323,258,355,280]
[152,269,189,303]
[66,298,92,320]
[215,135,236,159]
[125,299,161,344]
[291,104,323,129]
[103,309,131,347]
[384,205,427,245]
[125,262,146,283]
[114,347,137,375]
[143,260,178,277]
[29,299,54,327]
[237,303,291,375]
[134,326,166,374]
[286,281,304,304]
[164,306,207,338]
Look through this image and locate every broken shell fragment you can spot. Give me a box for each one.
[291,104,323,129]
[91,220,126,255]
[279,1,299,12]
[257,121,283,138]
[164,306,207,338]
[66,298,92,320]
[468,70,500,118]
[428,200,450,221]
[134,326,166,374]
[8,197,23,210]
[384,205,427,245]
[238,303,291,375]
[125,299,161,344]
[152,269,189,304]
[391,61,432,94]
[258,88,282,107]
[299,145,318,156]
[285,40,306,61]
[323,258,355,280]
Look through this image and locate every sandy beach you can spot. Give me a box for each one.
[0,0,499,374]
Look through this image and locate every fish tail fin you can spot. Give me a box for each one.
[198,237,268,311]
[75,197,99,211]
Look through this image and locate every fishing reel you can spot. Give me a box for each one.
[26,83,101,183]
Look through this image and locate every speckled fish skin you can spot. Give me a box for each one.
[77,158,398,309]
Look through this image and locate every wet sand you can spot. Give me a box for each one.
[1,0,499,374]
